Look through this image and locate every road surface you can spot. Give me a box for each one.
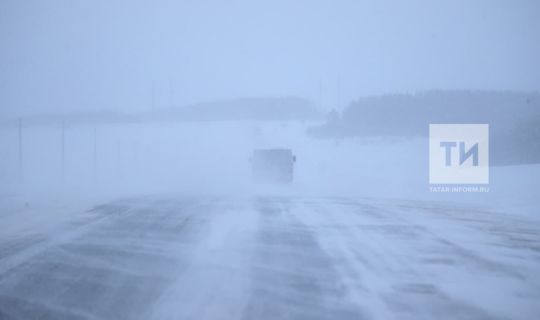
[0,196,539,319]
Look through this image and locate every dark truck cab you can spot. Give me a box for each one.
[251,149,296,184]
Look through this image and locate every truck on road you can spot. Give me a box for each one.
[251,149,296,184]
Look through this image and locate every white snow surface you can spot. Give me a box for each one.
[0,120,539,319]
[0,120,538,216]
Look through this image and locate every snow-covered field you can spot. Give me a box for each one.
[0,121,539,319]
[1,120,538,215]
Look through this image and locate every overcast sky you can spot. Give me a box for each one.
[1,0,539,115]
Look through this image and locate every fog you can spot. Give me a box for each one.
[1,0,539,200]
[1,0,539,115]
[1,1,540,319]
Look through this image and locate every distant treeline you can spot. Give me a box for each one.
[308,91,540,165]
[147,96,320,122]
[0,96,320,127]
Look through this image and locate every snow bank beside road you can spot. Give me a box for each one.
[1,120,538,218]
[259,122,540,218]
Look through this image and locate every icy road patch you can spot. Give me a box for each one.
[0,196,539,319]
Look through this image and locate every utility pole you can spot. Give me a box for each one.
[318,81,323,110]
[169,77,174,108]
[61,120,65,181]
[151,81,156,111]
[18,118,23,180]
[337,77,341,110]
[116,140,121,180]
[93,127,97,180]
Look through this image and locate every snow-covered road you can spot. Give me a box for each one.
[0,197,539,319]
